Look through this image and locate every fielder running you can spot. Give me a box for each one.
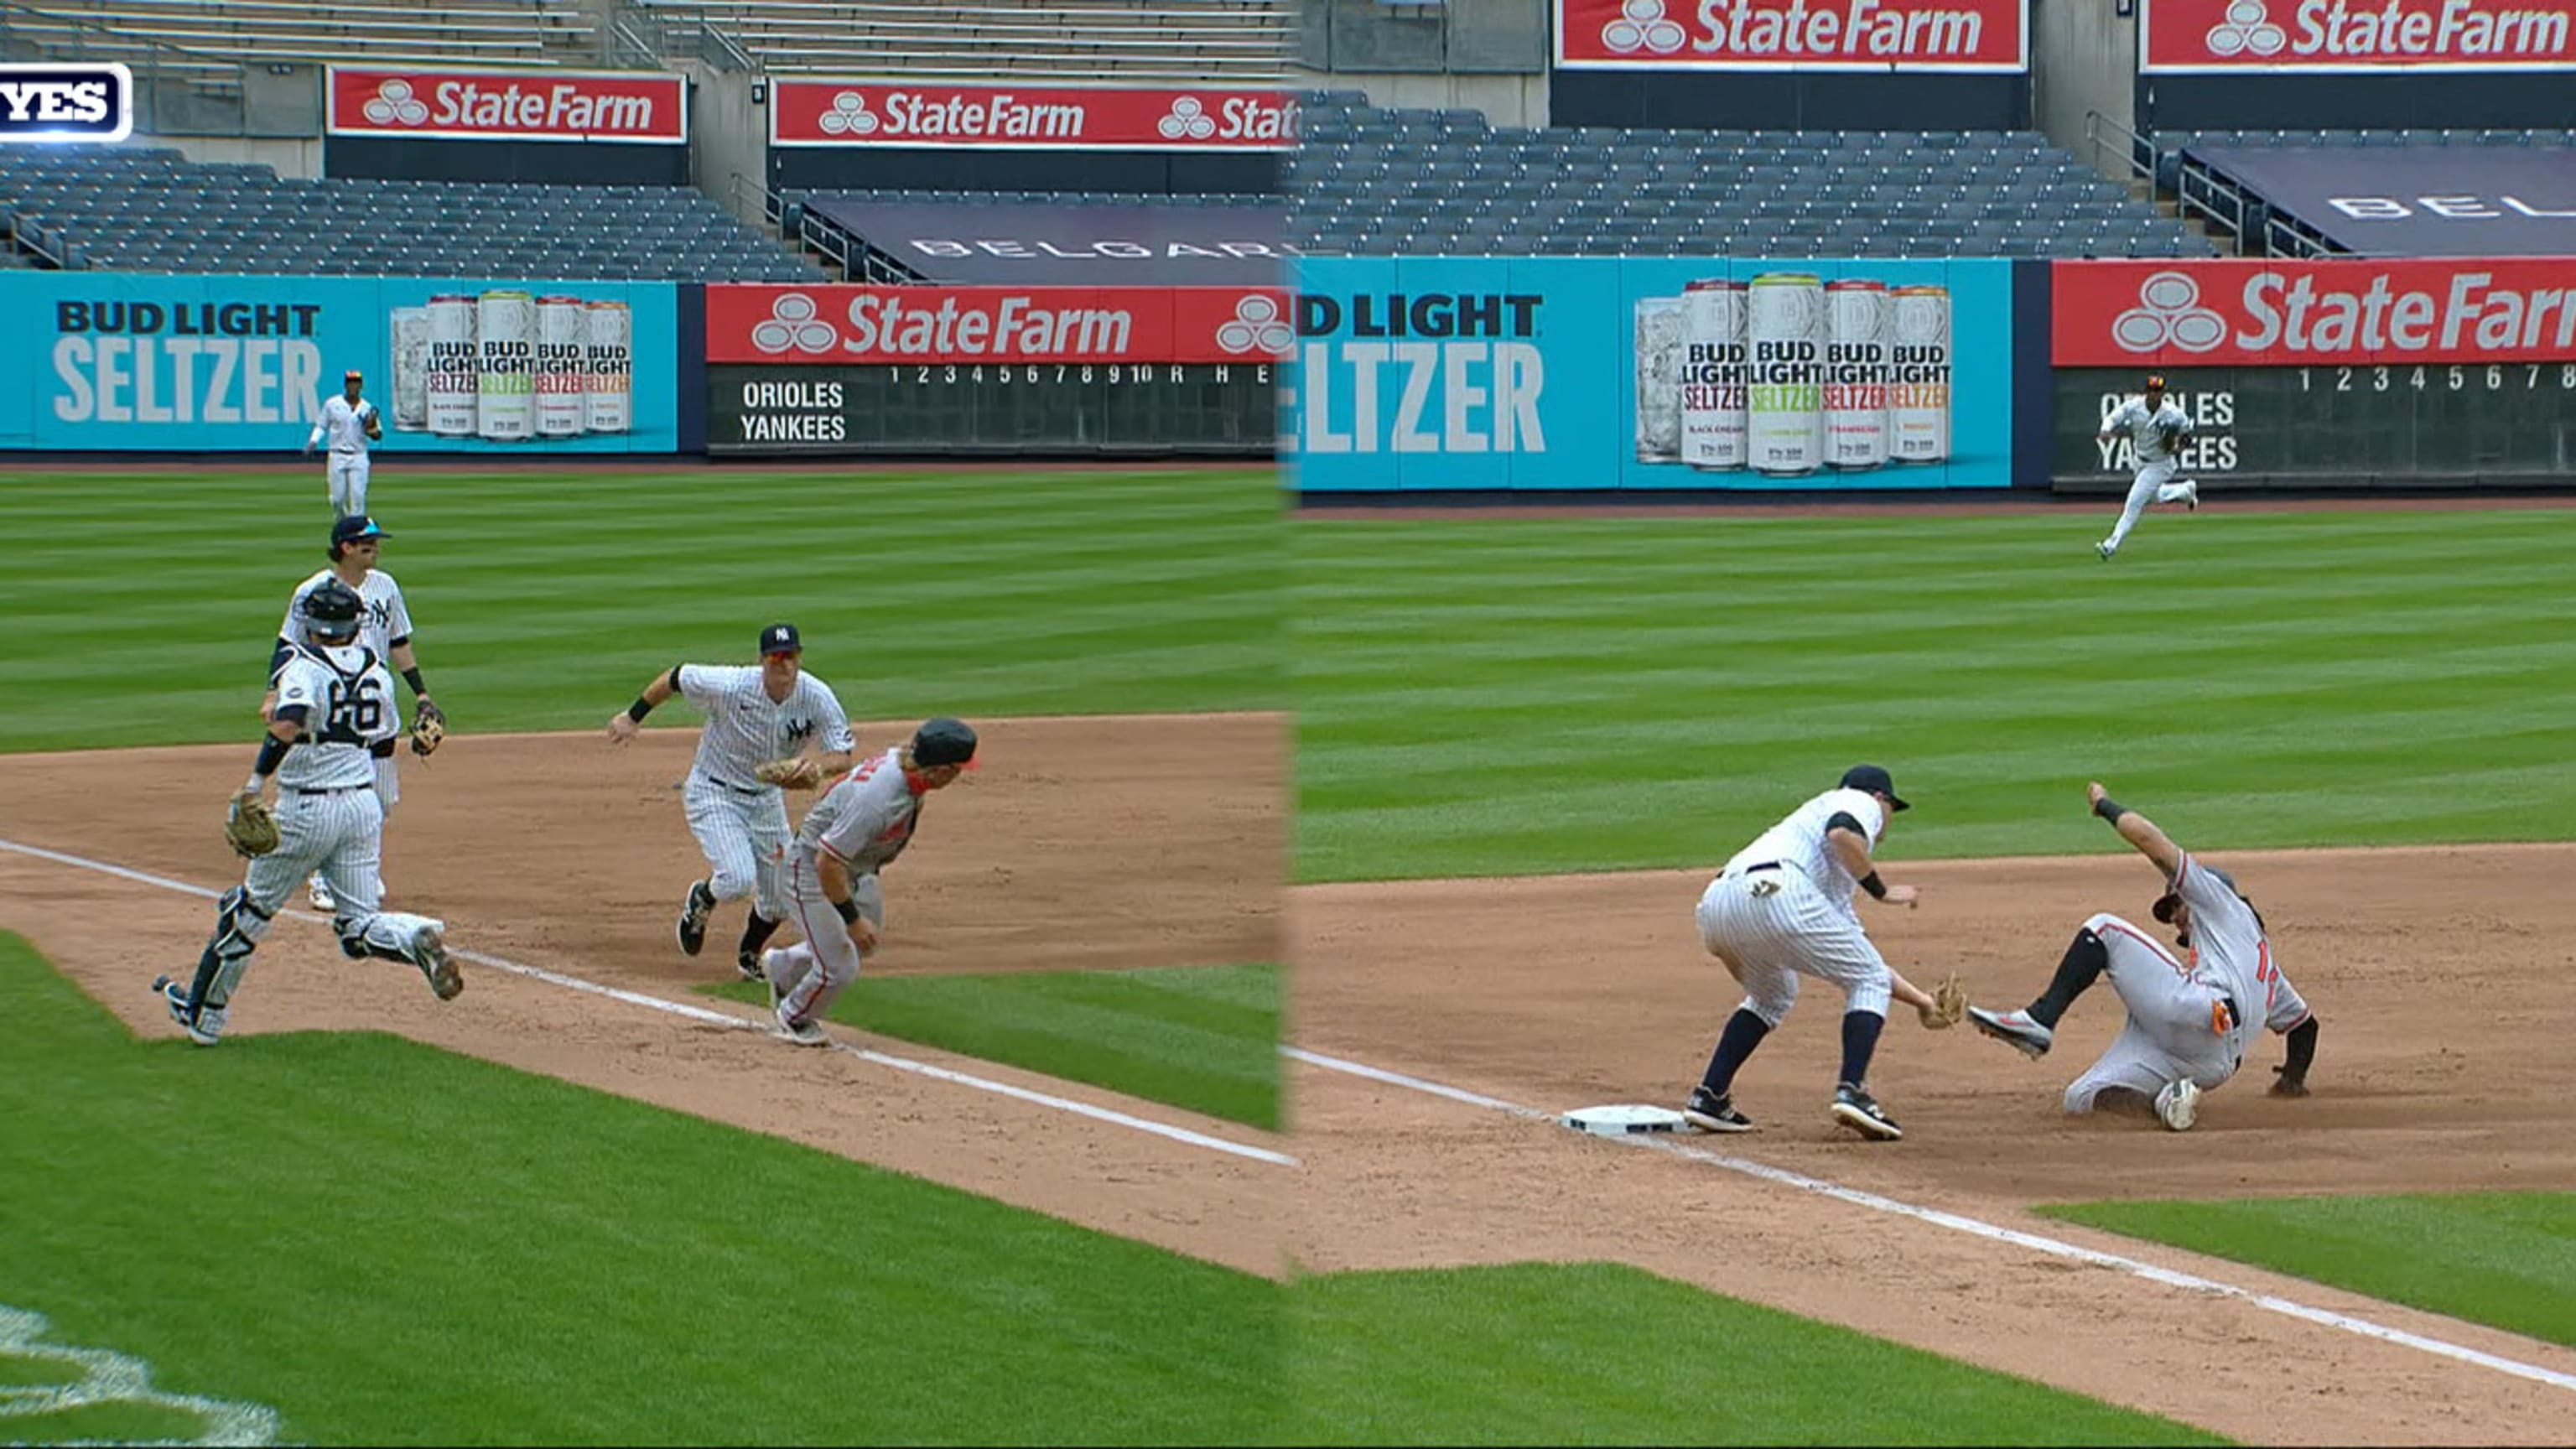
[605,623,857,980]
[1967,782,2319,1130]
[305,369,383,518]
[761,717,978,1046]
[156,579,463,1046]
[2095,373,2199,560]
[1680,766,1965,1142]
[265,514,444,913]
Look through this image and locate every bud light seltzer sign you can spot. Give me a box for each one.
[0,64,133,142]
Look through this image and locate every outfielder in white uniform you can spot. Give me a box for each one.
[1967,782,2319,1130]
[605,623,857,980]
[266,514,442,914]
[761,717,978,1046]
[305,370,382,519]
[2095,373,2200,560]
[154,579,463,1046]
[1681,765,1955,1141]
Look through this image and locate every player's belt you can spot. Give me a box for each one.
[1729,860,1790,877]
[696,774,771,796]
[289,785,370,795]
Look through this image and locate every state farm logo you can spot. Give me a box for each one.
[1157,96,1218,141]
[1602,0,1689,53]
[2113,271,2229,352]
[818,91,880,136]
[0,63,134,141]
[361,77,432,126]
[2205,0,2288,57]
[1215,294,1292,355]
[750,293,838,354]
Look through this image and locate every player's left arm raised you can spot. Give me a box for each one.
[2086,781,2184,879]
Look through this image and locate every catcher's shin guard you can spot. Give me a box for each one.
[344,910,444,967]
[187,886,273,1010]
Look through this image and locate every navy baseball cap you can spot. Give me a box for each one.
[330,515,385,547]
[912,716,978,769]
[1840,764,1910,812]
[759,623,801,656]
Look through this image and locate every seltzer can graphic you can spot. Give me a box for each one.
[1825,278,1890,470]
[1680,278,1748,471]
[1747,272,1826,476]
[475,288,538,442]
[389,306,431,433]
[584,299,633,434]
[1633,296,1685,464]
[1890,284,1953,465]
[534,294,589,439]
[425,293,479,438]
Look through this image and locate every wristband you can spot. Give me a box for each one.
[1858,870,1888,900]
[2092,795,2129,824]
[831,897,860,925]
[626,696,654,724]
[402,667,428,697]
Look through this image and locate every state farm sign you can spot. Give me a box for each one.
[768,82,1296,149]
[326,67,686,143]
[2054,258,2576,364]
[2142,0,2576,70]
[1555,0,2028,70]
[704,285,1296,364]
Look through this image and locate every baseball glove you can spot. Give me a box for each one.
[409,699,446,758]
[1918,974,1967,1031]
[754,755,823,790]
[224,791,280,858]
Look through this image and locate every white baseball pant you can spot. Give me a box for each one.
[2061,912,2245,1113]
[201,786,445,1009]
[328,453,370,517]
[682,771,789,920]
[2104,457,2194,553]
[767,851,885,1026]
[1695,863,1893,1026]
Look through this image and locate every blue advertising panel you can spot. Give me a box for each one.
[0,273,678,453]
[1288,256,2015,491]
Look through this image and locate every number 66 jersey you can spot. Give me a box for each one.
[273,641,397,789]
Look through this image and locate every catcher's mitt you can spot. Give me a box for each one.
[1918,974,1967,1031]
[409,699,445,758]
[224,791,279,858]
[754,755,823,790]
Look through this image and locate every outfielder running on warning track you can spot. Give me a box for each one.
[605,623,857,981]
[759,717,978,1046]
[1680,765,1965,1143]
[156,579,463,1046]
[2095,373,2199,560]
[1966,782,2319,1131]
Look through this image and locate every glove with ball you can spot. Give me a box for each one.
[754,755,823,790]
[224,791,280,857]
[1917,973,1967,1031]
[409,698,446,758]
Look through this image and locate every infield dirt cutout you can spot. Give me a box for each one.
[8,719,2576,1444]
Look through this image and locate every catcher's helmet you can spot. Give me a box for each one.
[303,579,364,645]
[911,716,978,768]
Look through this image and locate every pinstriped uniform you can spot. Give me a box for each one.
[1695,787,1894,1025]
[673,664,853,919]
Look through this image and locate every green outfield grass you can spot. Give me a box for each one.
[2038,1192,2576,1349]
[0,932,1283,1445]
[1290,1262,2229,1445]
[1294,506,2576,882]
[708,962,1282,1130]
[0,466,1280,751]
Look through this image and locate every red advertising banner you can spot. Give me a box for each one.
[2053,257,2576,365]
[705,285,1296,364]
[326,66,687,143]
[767,82,1297,149]
[1554,0,2028,70]
[2142,0,2576,71]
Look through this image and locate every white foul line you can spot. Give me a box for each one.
[1283,1044,2576,1396]
[0,836,1294,1169]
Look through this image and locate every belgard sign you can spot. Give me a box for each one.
[1555,0,2029,70]
[326,66,688,142]
[2054,257,2576,364]
[769,82,1297,149]
[704,285,1296,364]
[2142,0,2576,70]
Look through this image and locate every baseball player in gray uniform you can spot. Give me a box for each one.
[2095,373,2200,560]
[267,514,442,913]
[761,717,977,1045]
[1968,782,2319,1130]
[1681,766,1960,1141]
[155,579,463,1046]
[605,624,856,980]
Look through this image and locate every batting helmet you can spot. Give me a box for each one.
[2153,865,2262,930]
[911,716,978,768]
[303,579,363,645]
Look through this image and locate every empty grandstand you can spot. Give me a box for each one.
[631,0,1290,83]
[0,1,598,72]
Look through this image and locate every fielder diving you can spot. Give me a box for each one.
[2095,373,2199,560]
[157,579,463,1046]
[1966,781,2318,1130]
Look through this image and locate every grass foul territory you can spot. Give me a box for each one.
[2040,1192,2576,1350]
[1294,506,2576,883]
[0,466,1283,751]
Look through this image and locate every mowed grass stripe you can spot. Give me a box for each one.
[0,467,1281,750]
[1294,506,2576,881]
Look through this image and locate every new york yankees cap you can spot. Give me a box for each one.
[759,622,801,656]
[330,515,385,547]
[1839,764,1910,812]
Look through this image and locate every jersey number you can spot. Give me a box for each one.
[319,677,388,745]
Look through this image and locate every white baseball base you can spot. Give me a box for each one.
[1560,1104,1689,1135]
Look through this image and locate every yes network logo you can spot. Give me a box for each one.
[0,64,133,142]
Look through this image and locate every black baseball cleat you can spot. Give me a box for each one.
[1681,1086,1754,1134]
[1829,1082,1903,1141]
[675,880,715,957]
[735,948,765,983]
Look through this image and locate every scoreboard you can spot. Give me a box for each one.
[709,361,1276,455]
